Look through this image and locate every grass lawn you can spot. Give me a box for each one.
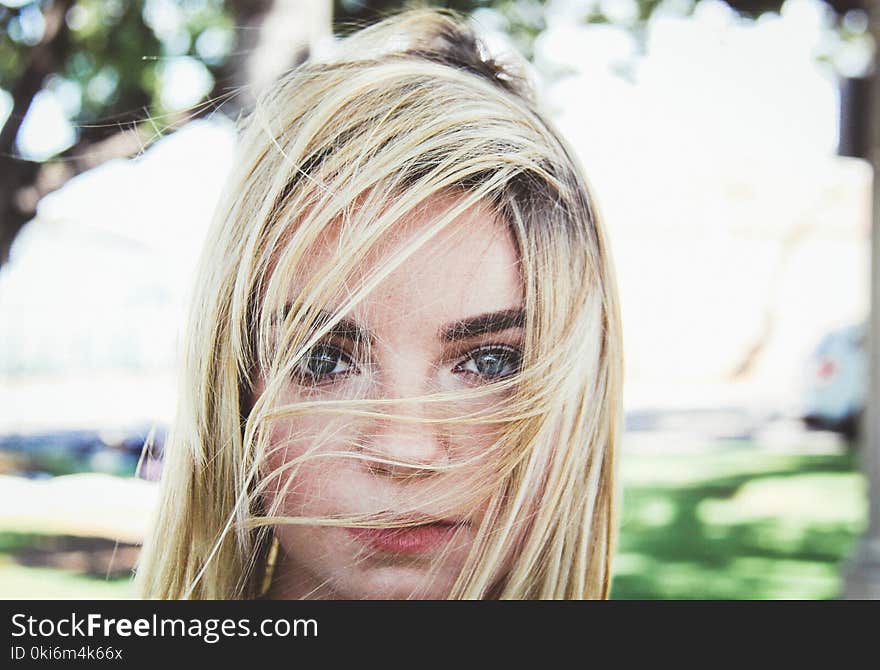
[0,445,867,599]
[0,562,133,599]
[0,532,133,599]
[610,446,866,599]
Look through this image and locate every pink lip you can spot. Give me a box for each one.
[345,523,464,555]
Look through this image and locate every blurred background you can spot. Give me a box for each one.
[0,0,877,599]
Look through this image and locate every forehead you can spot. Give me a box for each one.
[289,193,524,328]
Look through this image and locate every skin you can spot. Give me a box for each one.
[251,192,525,599]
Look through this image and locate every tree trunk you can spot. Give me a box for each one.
[843,0,880,599]
[0,0,72,265]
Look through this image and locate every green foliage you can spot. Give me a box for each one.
[1,0,236,151]
[0,0,859,159]
[64,1,162,122]
[0,4,27,84]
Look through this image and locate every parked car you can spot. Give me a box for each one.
[802,321,867,440]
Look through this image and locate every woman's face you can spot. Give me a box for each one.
[252,193,524,599]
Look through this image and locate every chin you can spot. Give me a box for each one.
[338,565,458,600]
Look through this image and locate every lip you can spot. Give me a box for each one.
[345,522,465,555]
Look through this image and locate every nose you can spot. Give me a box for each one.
[362,396,449,478]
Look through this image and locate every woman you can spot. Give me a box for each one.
[136,7,623,600]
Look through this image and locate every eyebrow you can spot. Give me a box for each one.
[277,305,525,343]
[439,308,526,341]
[276,307,371,343]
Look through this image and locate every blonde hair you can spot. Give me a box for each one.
[135,7,623,599]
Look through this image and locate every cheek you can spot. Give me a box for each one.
[439,383,515,449]
[259,413,360,517]
[445,390,517,496]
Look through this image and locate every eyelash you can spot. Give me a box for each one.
[452,344,522,382]
[292,343,523,385]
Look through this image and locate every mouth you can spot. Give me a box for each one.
[344,520,466,555]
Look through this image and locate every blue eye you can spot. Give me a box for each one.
[455,345,522,380]
[294,344,357,382]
